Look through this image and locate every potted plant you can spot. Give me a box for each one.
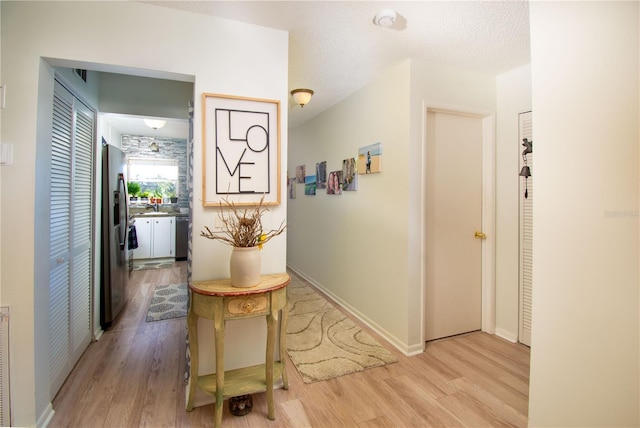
[168,193,178,204]
[149,191,163,205]
[201,195,286,287]
[127,181,141,203]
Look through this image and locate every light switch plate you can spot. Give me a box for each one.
[0,143,14,165]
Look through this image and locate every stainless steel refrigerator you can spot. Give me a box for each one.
[100,143,129,329]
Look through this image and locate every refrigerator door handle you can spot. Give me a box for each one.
[116,173,128,250]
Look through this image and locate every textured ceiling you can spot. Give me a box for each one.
[138,1,531,131]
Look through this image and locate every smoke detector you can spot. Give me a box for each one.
[373,9,397,27]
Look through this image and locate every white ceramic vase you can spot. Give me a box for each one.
[229,246,261,287]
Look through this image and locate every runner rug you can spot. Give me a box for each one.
[146,283,188,322]
[133,258,176,271]
[286,276,398,384]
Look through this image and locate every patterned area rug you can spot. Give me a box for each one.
[286,277,398,383]
[146,283,188,322]
[133,258,176,271]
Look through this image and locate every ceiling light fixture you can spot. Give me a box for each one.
[144,118,165,153]
[143,118,167,129]
[291,88,314,108]
[373,9,397,27]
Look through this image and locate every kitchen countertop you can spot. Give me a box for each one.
[130,212,189,218]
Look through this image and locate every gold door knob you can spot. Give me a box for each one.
[475,231,486,239]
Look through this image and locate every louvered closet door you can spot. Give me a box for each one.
[50,82,73,396]
[518,111,533,346]
[70,100,93,363]
[49,80,94,398]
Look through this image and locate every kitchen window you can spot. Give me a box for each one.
[127,157,179,197]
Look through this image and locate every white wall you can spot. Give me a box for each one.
[100,119,123,149]
[528,2,639,426]
[98,73,193,119]
[288,59,496,354]
[288,61,412,351]
[0,2,288,426]
[495,64,532,341]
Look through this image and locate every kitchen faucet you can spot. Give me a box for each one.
[145,202,159,212]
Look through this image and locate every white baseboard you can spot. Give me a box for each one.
[287,264,419,356]
[93,327,104,341]
[494,327,518,343]
[37,402,55,428]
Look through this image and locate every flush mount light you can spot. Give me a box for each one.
[373,9,397,27]
[143,118,167,129]
[291,88,314,108]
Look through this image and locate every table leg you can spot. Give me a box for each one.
[266,310,276,420]
[213,301,225,428]
[186,294,198,411]
[280,300,289,390]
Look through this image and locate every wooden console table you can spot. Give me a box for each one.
[185,273,290,427]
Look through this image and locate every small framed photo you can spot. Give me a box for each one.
[358,142,382,174]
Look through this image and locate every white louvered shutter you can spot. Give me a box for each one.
[70,100,93,363]
[49,80,94,397]
[518,111,533,346]
[50,83,73,395]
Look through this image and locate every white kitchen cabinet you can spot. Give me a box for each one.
[132,216,175,259]
[152,216,175,258]
[132,218,152,259]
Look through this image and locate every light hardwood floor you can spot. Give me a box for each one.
[50,264,530,427]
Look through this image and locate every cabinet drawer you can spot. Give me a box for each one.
[225,295,269,317]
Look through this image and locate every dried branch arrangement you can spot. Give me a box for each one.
[200,195,286,248]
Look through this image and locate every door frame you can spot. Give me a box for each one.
[422,104,496,342]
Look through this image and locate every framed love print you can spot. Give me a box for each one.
[202,93,281,206]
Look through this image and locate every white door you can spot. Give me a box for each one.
[49,82,73,396]
[152,217,175,258]
[49,80,94,397]
[425,110,483,341]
